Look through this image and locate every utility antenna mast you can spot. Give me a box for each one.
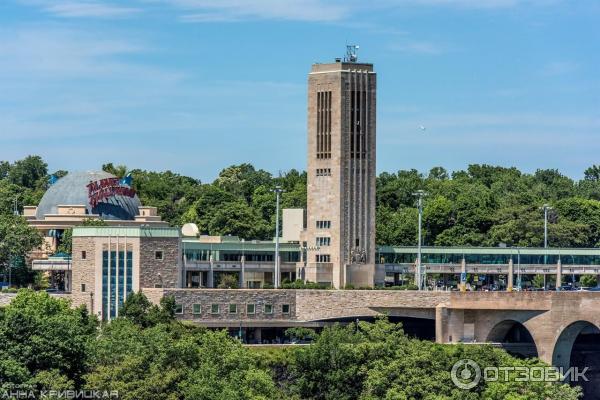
[344,44,359,62]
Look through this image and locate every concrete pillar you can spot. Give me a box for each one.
[460,258,467,292]
[507,258,514,291]
[240,255,245,289]
[209,255,214,288]
[556,258,562,290]
[435,305,448,343]
[255,327,262,344]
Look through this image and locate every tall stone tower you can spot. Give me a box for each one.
[304,50,376,289]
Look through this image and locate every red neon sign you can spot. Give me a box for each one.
[87,178,136,208]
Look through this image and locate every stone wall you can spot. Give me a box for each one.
[295,290,450,321]
[148,288,450,326]
[0,293,70,307]
[161,289,296,327]
[139,237,180,289]
[71,237,96,311]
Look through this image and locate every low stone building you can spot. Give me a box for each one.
[71,226,180,320]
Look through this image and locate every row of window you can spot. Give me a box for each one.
[316,254,331,263]
[316,220,331,229]
[175,303,291,315]
[316,237,331,247]
[316,168,332,176]
[185,251,300,263]
[316,90,332,159]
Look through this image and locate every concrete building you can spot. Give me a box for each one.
[304,56,377,289]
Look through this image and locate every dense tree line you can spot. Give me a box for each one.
[376,165,600,248]
[0,290,582,399]
[4,155,600,255]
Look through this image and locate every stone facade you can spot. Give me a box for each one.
[146,288,297,327]
[139,237,180,289]
[294,289,447,321]
[305,61,377,289]
[71,236,96,311]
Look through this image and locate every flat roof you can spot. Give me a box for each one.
[73,226,180,238]
[377,246,600,256]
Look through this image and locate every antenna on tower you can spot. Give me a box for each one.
[344,44,359,63]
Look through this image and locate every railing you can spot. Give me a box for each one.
[31,259,72,271]
[382,263,600,275]
[184,261,296,271]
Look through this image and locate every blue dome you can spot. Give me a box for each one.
[36,171,141,221]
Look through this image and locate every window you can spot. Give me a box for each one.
[264,304,273,314]
[316,220,331,229]
[316,254,331,263]
[211,304,220,314]
[175,304,183,314]
[316,237,331,246]
[246,304,255,314]
[316,168,332,177]
[282,304,290,314]
[81,283,86,292]
[316,90,332,159]
[154,283,163,288]
[155,251,164,260]
[229,304,237,314]
[81,251,87,260]
[192,304,201,315]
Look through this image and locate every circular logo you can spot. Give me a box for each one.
[451,359,481,390]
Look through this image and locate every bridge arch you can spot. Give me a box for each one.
[552,320,600,398]
[486,319,539,359]
[552,320,600,372]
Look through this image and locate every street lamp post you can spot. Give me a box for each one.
[273,186,284,289]
[412,190,427,290]
[542,204,553,290]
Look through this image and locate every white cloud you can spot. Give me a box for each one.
[18,0,140,18]
[541,61,580,77]
[159,0,350,22]
[44,1,140,18]
[380,0,562,9]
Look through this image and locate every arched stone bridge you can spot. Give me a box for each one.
[147,288,600,373]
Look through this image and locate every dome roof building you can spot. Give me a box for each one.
[35,171,141,221]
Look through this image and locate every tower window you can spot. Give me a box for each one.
[316,220,331,229]
[316,237,331,246]
[316,91,332,159]
[316,254,331,263]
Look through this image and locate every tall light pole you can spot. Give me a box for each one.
[542,204,552,290]
[413,190,427,290]
[273,186,284,288]
[542,204,552,252]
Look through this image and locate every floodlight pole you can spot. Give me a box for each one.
[413,190,427,290]
[273,186,284,288]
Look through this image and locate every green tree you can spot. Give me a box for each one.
[0,290,96,387]
[119,292,176,328]
[85,320,278,400]
[102,163,128,178]
[7,155,48,190]
[0,215,43,286]
[217,274,240,289]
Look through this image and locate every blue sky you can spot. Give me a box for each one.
[0,0,599,182]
